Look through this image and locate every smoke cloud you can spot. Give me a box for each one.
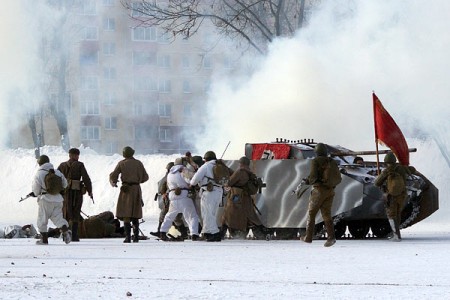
[196,1,450,160]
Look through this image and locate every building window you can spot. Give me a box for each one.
[80,76,98,90]
[104,91,117,105]
[158,31,171,44]
[203,55,212,69]
[81,126,100,140]
[131,2,144,17]
[158,54,171,68]
[104,141,118,155]
[159,128,172,142]
[135,125,157,140]
[204,80,211,93]
[158,79,171,93]
[181,55,190,69]
[158,103,171,117]
[82,27,98,40]
[183,104,192,117]
[105,116,117,130]
[103,67,116,80]
[102,0,114,6]
[81,0,97,15]
[103,18,115,31]
[103,42,115,55]
[80,51,98,65]
[183,80,191,93]
[132,51,156,65]
[223,56,233,69]
[132,27,157,41]
[134,77,157,91]
[134,102,157,116]
[80,100,100,115]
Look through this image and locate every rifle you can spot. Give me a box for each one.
[253,201,262,216]
[220,141,231,159]
[134,219,148,240]
[19,192,35,202]
[292,178,311,199]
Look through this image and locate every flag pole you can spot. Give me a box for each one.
[373,92,381,175]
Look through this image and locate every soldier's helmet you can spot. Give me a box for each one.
[68,148,80,155]
[384,152,397,164]
[314,143,328,157]
[203,151,217,161]
[37,155,50,166]
[122,146,135,158]
[239,156,250,166]
[166,162,175,170]
[174,157,184,166]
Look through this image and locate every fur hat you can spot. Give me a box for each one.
[122,146,135,158]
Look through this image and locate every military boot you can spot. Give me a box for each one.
[177,224,189,240]
[132,220,139,243]
[61,225,72,244]
[36,232,49,245]
[123,222,131,243]
[150,222,162,238]
[388,219,401,242]
[220,224,228,240]
[323,220,336,247]
[395,218,402,240]
[300,221,314,243]
[159,231,168,241]
[71,222,80,242]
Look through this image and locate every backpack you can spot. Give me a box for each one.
[45,169,64,195]
[246,172,263,195]
[212,160,230,185]
[321,158,342,188]
[387,166,406,196]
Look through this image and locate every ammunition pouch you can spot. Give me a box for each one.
[68,179,87,195]
[121,182,138,193]
[169,187,189,196]
[120,185,130,193]
[174,187,182,195]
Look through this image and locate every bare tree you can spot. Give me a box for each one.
[39,0,73,151]
[122,0,317,54]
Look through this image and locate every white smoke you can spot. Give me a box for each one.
[196,1,450,160]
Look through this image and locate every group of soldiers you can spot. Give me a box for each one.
[151,151,267,242]
[31,147,129,245]
[30,143,414,246]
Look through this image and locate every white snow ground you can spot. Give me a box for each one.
[1,225,450,299]
[0,139,449,299]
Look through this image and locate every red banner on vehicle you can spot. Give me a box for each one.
[251,143,291,160]
[373,93,409,165]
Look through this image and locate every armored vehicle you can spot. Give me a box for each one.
[221,139,438,239]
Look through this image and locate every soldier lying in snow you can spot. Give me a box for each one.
[0,224,38,239]
[47,211,125,239]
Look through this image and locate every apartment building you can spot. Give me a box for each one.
[13,0,232,155]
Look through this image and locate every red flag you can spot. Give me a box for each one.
[373,93,409,165]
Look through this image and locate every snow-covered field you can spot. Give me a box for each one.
[0,139,449,299]
[1,222,450,299]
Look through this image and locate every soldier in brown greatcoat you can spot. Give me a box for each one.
[58,148,93,242]
[222,157,265,239]
[109,146,149,243]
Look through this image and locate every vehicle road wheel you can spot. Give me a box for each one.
[334,221,347,239]
[275,228,298,240]
[348,220,370,239]
[369,219,392,238]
